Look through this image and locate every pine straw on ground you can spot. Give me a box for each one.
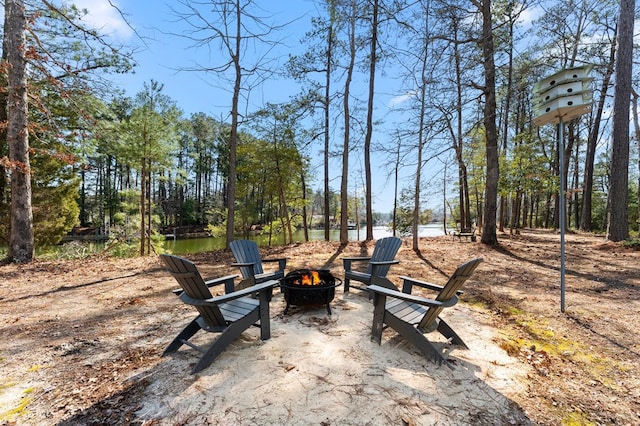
[0,229,639,425]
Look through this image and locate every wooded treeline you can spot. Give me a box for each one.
[1,0,638,262]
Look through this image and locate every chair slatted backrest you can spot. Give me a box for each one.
[160,254,226,326]
[230,240,264,279]
[417,257,483,331]
[366,237,402,277]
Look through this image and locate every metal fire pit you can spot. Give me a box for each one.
[280,269,342,315]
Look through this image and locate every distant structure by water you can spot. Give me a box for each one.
[367,224,447,240]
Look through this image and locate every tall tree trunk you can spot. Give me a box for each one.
[607,0,634,241]
[413,2,431,251]
[147,162,152,254]
[323,9,334,241]
[498,9,515,233]
[340,0,356,244]
[226,0,242,248]
[477,0,499,245]
[581,32,616,231]
[572,133,581,228]
[140,159,146,256]
[6,0,34,263]
[0,17,8,211]
[632,89,640,226]
[364,0,378,241]
[392,134,400,236]
[301,171,309,242]
[452,18,468,230]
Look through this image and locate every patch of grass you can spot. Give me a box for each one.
[0,381,17,390]
[504,305,525,316]
[461,296,486,309]
[561,410,596,426]
[500,311,626,393]
[498,338,522,356]
[0,391,33,422]
[26,365,45,373]
[622,238,640,249]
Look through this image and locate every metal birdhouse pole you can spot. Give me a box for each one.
[533,66,593,312]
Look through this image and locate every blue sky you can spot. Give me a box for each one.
[73,0,545,214]
[74,0,417,213]
[78,0,319,116]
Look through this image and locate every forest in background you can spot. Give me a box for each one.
[1,0,639,262]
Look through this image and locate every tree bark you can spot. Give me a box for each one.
[226,0,242,248]
[581,33,615,231]
[632,90,640,227]
[323,6,335,241]
[340,0,356,245]
[364,0,378,241]
[477,0,499,245]
[607,0,634,241]
[6,0,34,263]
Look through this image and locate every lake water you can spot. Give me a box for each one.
[165,224,449,255]
[9,223,449,257]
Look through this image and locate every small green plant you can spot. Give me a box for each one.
[622,238,640,249]
[38,241,98,260]
[206,222,226,238]
[0,390,33,422]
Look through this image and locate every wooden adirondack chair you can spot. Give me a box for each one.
[342,236,402,294]
[230,239,287,289]
[368,257,483,365]
[160,254,277,374]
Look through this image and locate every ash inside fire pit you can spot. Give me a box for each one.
[280,269,341,315]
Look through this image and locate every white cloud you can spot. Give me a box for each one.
[388,91,416,109]
[69,0,133,40]
[517,4,544,28]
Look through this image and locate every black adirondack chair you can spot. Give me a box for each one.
[342,236,402,294]
[230,239,287,289]
[368,257,483,365]
[160,254,277,374]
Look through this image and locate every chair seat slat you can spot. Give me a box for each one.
[369,258,483,365]
[160,254,274,374]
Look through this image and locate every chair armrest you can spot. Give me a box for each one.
[263,257,287,271]
[231,262,258,278]
[368,284,457,308]
[370,260,399,267]
[343,256,372,271]
[231,262,255,268]
[343,256,372,262]
[180,280,278,306]
[173,274,239,295]
[204,274,238,288]
[399,276,463,296]
[369,260,400,279]
[399,276,443,294]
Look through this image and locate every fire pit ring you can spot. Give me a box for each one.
[280,269,342,315]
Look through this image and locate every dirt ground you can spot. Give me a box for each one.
[0,229,639,425]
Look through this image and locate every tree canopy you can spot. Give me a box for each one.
[1,0,638,261]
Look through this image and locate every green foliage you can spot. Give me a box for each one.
[499,132,553,199]
[37,241,98,260]
[180,198,199,225]
[103,238,139,258]
[101,227,166,258]
[1,0,134,256]
[622,238,640,249]
[206,215,227,239]
[0,105,83,248]
[394,188,416,237]
[234,102,312,239]
[29,127,81,245]
[123,81,181,171]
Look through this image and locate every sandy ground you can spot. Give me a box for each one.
[134,295,530,425]
[1,230,639,425]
